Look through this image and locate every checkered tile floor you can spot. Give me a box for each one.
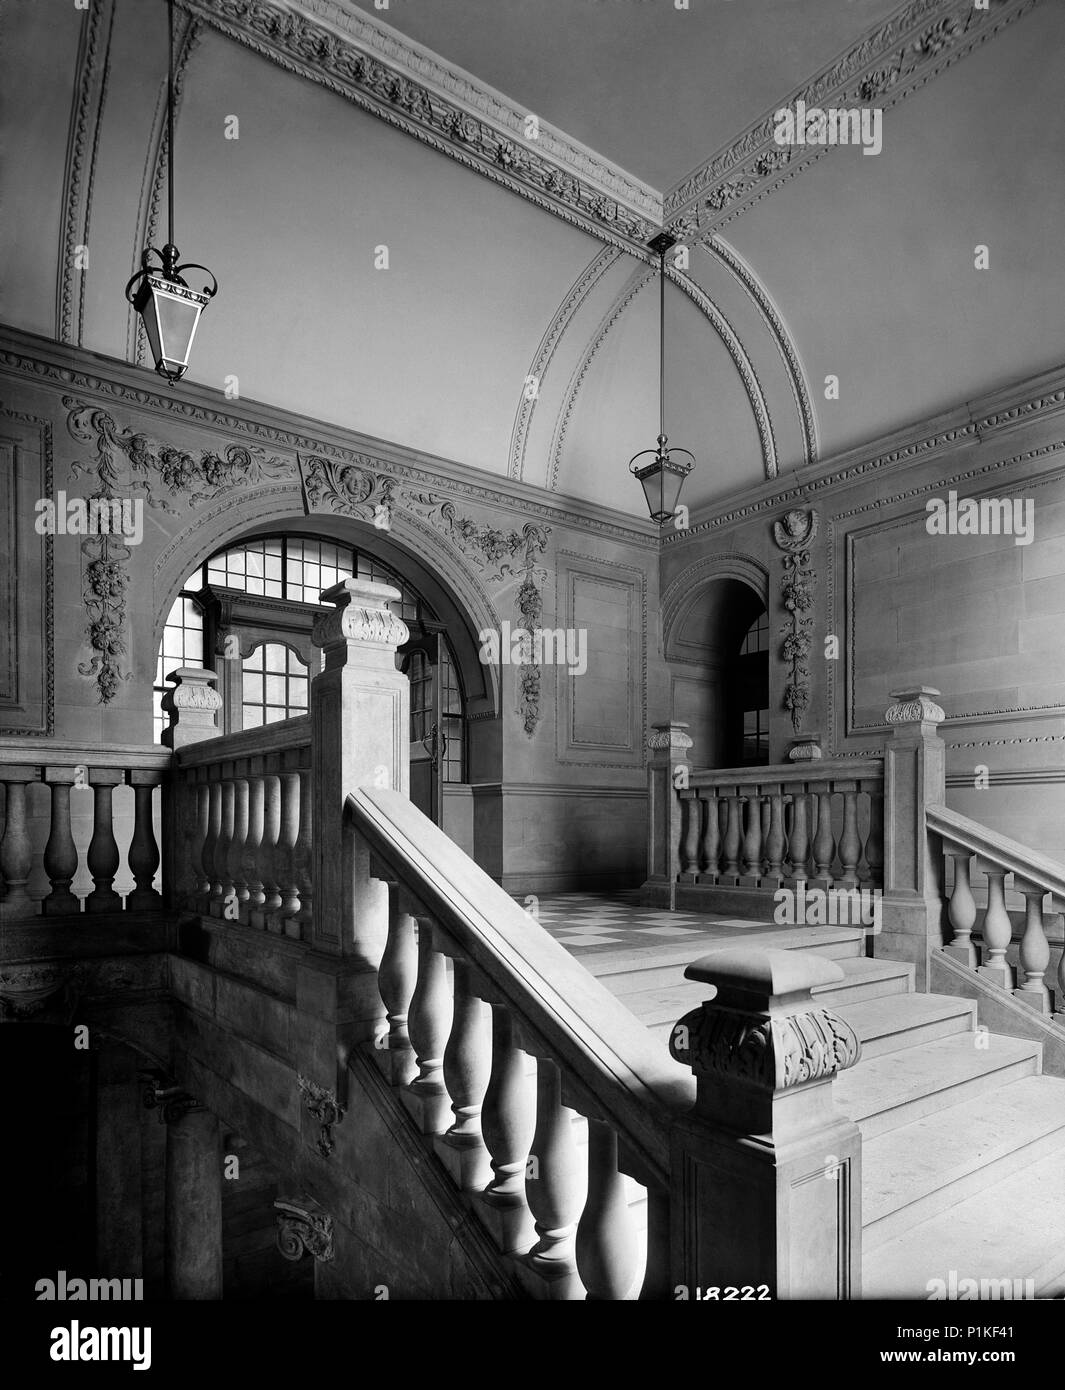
[520,889,776,958]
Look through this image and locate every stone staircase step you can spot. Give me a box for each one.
[833,1032,1041,1140]
[834,993,976,1060]
[812,956,914,1007]
[862,1075,1065,1251]
[863,1143,1065,1299]
[581,926,865,987]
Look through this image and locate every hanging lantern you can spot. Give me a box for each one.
[629,232,695,523]
[124,0,217,385]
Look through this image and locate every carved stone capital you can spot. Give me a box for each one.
[275,1198,334,1263]
[647,721,693,753]
[669,947,861,1093]
[885,686,945,726]
[142,1077,204,1125]
[312,579,409,654]
[297,1073,345,1157]
[161,666,222,749]
[787,733,823,762]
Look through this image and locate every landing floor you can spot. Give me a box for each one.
[532,889,778,960]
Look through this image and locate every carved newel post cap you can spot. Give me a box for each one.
[647,720,693,754]
[671,947,861,1117]
[787,733,822,762]
[313,577,410,659]
[885,686,945,727]
[161,666,222,749]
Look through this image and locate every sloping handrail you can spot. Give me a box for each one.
[928,805,1065,902]
[347,785,695,1189]
[689,758,883,788]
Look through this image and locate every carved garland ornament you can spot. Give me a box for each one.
[773,508,819,736]
[670,1004,860,1090]
[64,398,294,703]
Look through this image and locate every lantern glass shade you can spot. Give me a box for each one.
[133,274,209,382]
[634,455,688,524]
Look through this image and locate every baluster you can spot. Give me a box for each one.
[126,771,163,910]
[440,960,490,1184]
[864,788,884,886]
[202,777,222,909]
[211,772,236,917]
[254,770,282,929]
[242,771,265,924]
[0,771,39,919]
[43,769,80,915]
[838,789,861,889]
[764,789,785,883]
[699,793,721,879]
[721,794,742,881]
[943,848,978,968]
[377,882,417,1083]
[740,793,764,885]
[787,790,810,883]
[680,794,701,879]
[226,769,250,917]
[271,766,300,933]
[480,1007,535,1250]
[86,770,123,913]
[188,774,210,908]
[575,1120,638,1301]
[290,762,313,939]
[1014,878,1051,1013]
[812,789,836,890]
[976,863,1013,989]
[403,915,451,1133]
[640,1184,671,1302]
[525,1057,582,1279]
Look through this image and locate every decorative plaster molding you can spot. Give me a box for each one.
[703,235,818,468]
[64,397,294,701]
[297,1073,345,1157]
[670,1003,861,1090]
[275,1198,335,1262]
[0,409,55,737]
[57,0,116,346]
[0,340,658,547]
[299,453,395,521]
[831,453,1065,745]
[180,0,659,251]
[774,508,819,735]
[664,0,1042,235]
[510,247,620,483]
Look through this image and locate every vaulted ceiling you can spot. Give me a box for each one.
[2,0,1062,521]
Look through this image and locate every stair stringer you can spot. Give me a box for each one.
[929,950,1065,1077]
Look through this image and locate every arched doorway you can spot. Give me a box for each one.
[663,565,770,769]
[153,523,492,838]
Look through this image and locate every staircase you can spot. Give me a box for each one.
[582,924,1065,1300]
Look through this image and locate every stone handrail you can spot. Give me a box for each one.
[929,804,1065,1017]
[0,737,171,921]
[348,782,693,1299]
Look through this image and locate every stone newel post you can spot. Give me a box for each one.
[642,721,692,909]
[310,579,410,957]
[161,667,224,908]
[881,686,947,988]
[669,947,862,1299]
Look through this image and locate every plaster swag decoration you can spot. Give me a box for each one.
[298,454,396,523]
[297,1073,346,1158]
[772,508,819,737]
[65,399,293,702]
[406,495,552,737]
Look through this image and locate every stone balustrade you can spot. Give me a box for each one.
[0,741,170,921]
[351,783,694,1300]
[171,709,312,939]
[930,804,1065,1020]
